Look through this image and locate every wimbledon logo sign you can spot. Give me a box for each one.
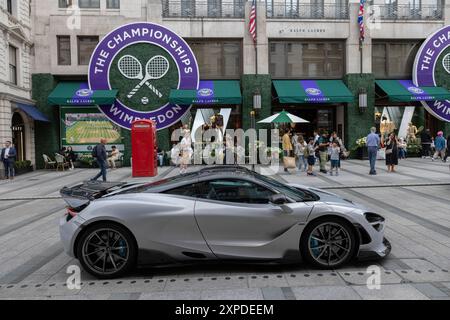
[413,25,450,122]
[88,22,199,130]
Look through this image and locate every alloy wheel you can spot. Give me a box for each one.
[307,222,352,267]
[81,228,130,276]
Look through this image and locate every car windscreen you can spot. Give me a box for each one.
[252,172,319,202]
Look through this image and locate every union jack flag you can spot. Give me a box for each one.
[358,0,366,41]
[249,0,257,44]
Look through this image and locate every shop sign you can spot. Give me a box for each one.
[88,22,199,130]
[413,25,450,122]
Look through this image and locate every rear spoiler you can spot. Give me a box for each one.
[60,181,128,209]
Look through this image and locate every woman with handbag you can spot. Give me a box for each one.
[385,133,399,172]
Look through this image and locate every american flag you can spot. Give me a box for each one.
[358,0,366,41]
[249,0,257,44]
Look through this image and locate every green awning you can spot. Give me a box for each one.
[48,82,118,106]
[273,80,354,104]
[169,80,242,105]
[375,80,450,102]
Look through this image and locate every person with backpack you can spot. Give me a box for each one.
[91,138,108,182]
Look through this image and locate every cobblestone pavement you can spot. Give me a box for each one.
[0,158,449,300]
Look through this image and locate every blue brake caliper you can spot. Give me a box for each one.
[310,237,320,257]
[118,239,126,257]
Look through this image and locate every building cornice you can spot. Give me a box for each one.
[0,91,35,105]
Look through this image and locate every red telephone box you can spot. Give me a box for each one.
[131,119,157,177]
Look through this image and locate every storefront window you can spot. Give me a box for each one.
[374,106,418,141]
[188,40,242,79]
[372,41,421,79]
[269,41,345,78]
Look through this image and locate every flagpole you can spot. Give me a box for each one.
[255,0,258,75]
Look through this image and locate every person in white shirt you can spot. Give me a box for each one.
[107,146,120,169]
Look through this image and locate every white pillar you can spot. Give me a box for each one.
[347,1,371,74]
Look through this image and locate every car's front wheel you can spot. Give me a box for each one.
[300,217,357,269]
[76,222,137,279]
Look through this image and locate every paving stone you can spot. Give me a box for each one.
[292,285,361,300]
[261,287,285,300]
[78,279,166,295]
[352,284,429,300]
[164,275,245,291]
[338,270,403,285]
[200,288,264,300]
[396,269,450,283]
[285,272,346,287]
[411,283,448,298]
[139,290,201,300]
[248,274,289,288]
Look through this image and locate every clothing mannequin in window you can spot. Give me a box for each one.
[406,122,418,143]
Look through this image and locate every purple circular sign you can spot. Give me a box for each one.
[413,25,450,122]
[88,22,199,130]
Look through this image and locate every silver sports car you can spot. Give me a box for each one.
[59,166,391,279]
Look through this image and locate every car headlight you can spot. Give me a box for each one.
[364,212,385,231]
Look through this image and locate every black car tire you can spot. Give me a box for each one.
[76,222,137,279]
[300,217,357,269]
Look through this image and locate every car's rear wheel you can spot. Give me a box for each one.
[76,222,137,279]
[300,217,357,269]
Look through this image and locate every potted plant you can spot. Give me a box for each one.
[406,141,422,157]
[353,137,368,160]
[76,154,97,168]
[14,160,33,175]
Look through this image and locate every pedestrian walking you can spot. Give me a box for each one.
[90,138,108,182]
[1,141,16,180]
[444,134,450,162]
[306,138,317,176]
[366,127,380,175]
[294,135,307,172]
[420,129,432,158]
[282,129,293,172]
[432,131,446,162]
[329,141,341,176]
[385,133,399,172]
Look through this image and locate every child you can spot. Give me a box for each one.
[329,141,341,176]
[306,138,317,176]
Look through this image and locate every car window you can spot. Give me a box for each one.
[252,172,319,202]
[207,179,274,204]
[163,181,210,198]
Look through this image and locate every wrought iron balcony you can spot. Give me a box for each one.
[162,0,245,18]
[266,3,350,19]
[370,4,443,20]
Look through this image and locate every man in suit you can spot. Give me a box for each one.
[1,141,17,180]
[90,138,108,182]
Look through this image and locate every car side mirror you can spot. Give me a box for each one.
[270,193,288,205]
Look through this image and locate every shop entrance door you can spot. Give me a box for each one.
[12,112,25,162]
[273,106,336,139]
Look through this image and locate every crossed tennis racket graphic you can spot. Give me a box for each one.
[118,54,170,99]
[443,53,450,74]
